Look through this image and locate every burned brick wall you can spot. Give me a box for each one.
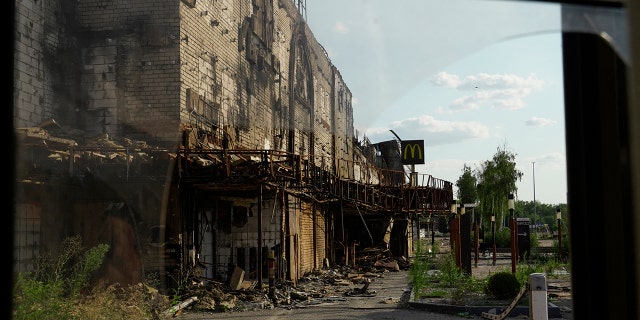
[15,0,183,145]
[14,0,69,129]
[14,0,364,172]
[74,0,183,144]
[14,0,366,179]
[333,71,355,179]
[284,196,326,281]
[297,200,326,277]
[14,0,381,287]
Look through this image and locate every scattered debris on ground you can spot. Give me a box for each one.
[160,247,410,317]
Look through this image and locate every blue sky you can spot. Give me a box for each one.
[305,0,568,205]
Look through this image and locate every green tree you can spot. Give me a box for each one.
[515,200,568,235]
[455,164,478,205]
[476,144,523,229]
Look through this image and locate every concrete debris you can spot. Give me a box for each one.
[380,297,399,304]
[172,249,411,314]
[373,259,400,271]
[229,266,245,290]
[162,296,198,317]
[344,278,376,297]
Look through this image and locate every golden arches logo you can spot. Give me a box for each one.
[401,140,425,164]
[403,144,422,160]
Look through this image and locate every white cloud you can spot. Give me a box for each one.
[364,115,490,146]
[457,73,545,91]
[490,93,525,110]
[450,95,481,111]
[431,72,546,112]
[434,106,449,114]
[426,158,479,182]
[431,72,460,87]
[333,22,349,34]
[525,117,555,127]
[360,125,390,138]
[537,152,566,168]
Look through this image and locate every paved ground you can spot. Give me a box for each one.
[174,237,571,319]
[175,270,472,320]
[175,260,572,320]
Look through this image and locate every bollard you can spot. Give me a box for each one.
[529,273,548,320]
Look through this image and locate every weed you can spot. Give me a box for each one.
[515,262,544,285]
[410,238,570,305]
[411,245,485,303]
[13,235,113,320]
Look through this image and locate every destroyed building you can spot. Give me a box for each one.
[13,0,454,290]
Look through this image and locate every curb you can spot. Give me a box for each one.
[407,287,562,318]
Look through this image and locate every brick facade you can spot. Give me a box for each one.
[14,0,452,287]
[14,0,363,284]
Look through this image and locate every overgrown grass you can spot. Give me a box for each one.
[411,240,487,304]
[411,238,570,305]
[12,235,166,320]
[410,240,440,298]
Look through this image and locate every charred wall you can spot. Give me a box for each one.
[13,0,395,288]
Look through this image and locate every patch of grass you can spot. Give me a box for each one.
[434,249,467,288]
[515,262,544,285]
[450,276,486,305]
[12,235,168,320]
[410,240,438,298]
[13,235,111,320]
[411,243,486,303]
[410,240,570,305]
[420,289,448,298]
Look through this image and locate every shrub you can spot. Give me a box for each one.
[485,271,521,299]
[515,263,544,285]
[436,246,466,287]
[13,235,110,320]
[495,228,512,248]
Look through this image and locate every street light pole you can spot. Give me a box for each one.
[556,207,562,262]
[532,162,537,229]
[450,201,459,267]
[474,214,479,268]
[491,214,496,266]
[431,214,435,251]
[508,193,516,274]
[457,203,464,269]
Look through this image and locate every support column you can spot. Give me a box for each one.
[257,184,263,288]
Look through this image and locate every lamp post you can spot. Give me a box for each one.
[418,198,424,245]
[491,214,496,266]
[431,214,435,251]
[459,203,465,263]
[508,193,516,274]
[556,207,562,262]
[532,162,537,228]
[450,201,458,266]
[474,214,479,268]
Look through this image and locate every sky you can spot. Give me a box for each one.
[304,0,568,205]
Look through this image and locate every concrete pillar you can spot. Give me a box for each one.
[528,273,548,320]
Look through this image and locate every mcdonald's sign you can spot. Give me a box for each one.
[401,140,425,165]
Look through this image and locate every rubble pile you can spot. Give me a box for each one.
[166,249,412,316]
[354,247,411,271]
